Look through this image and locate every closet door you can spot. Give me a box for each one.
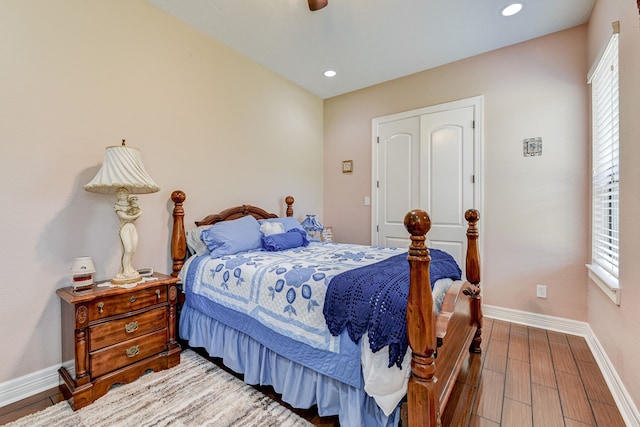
[373,98,479,268]
[376,115,421,248]
[418,106,475,266]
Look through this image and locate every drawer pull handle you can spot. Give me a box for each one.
[156,289,161,299]
[129,296,136,303]
[97,302,104,314]
[126,345,140,358]
[125,321,139,333]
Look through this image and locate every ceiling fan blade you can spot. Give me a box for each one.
[308,0,328,11]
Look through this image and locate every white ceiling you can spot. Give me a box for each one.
[146,0,595,99]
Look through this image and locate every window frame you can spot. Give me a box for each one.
[587,23,620,305]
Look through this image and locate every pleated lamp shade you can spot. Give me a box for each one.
[84,141,159,194]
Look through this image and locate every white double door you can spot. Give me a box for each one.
[372,97,481,268]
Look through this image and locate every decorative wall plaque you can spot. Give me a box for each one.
[523,137,542,157]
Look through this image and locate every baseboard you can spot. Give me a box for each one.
[0,360,73,409]
[484,304,640,427]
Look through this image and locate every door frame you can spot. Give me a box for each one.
[371,95,484,245]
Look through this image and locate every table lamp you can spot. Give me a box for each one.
[84,140,159,285]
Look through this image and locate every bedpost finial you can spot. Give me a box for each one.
[284,195,294,217]
[171,190,186,204]
[404,209,431,236]
[465,209,479,222]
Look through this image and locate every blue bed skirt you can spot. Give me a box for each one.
[179,303,401,427]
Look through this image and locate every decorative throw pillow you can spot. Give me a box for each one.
[201,215,262,257]
[258,217,305,232]
[262,228,310,252]
[260,221,285,237]
[186,225,213,256]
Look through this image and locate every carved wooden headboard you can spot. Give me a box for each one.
[169,191,295,277]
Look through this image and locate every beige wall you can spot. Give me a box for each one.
[324,26,590,321]
[0,0,323,383]
[587,0,640,410]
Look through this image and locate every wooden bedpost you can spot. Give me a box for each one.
[171,190,187,278]
[404,209,438,427]
[285,196,294,217]
[463,209,482,353]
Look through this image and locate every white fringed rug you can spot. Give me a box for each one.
[6,350,313,427]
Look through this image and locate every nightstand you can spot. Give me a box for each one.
[56,273,181,410]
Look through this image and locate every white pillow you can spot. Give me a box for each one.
[186,225,213,256]
[260,221,285,237]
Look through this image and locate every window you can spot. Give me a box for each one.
[587,23,620,305]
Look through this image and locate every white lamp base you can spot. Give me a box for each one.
[111,272,142,285]
[112,187,144,286]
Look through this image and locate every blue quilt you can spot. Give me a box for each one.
[182,242,405,386]
[324,249,462,368]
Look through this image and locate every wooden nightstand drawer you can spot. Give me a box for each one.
[90,328,169,377]
[88,286,167,320]
[89,307,167,351]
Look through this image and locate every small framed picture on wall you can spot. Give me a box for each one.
[342,160,353,173]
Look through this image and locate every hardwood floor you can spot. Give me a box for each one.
[440,318,626,426]
[0,319,626,426]
[0,387,66,426]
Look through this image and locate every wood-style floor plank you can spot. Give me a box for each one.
[469,414,501,426]
[505,358,531,404]
[472,369,505,423]
[590,400,627,427]
[528,327,551,353]
[507,332,529,363]
[564,418,595,427]
[556,371,596,425]
[530,348,557,388]
[531,383,564,427]
[509,323,528,336]
[0,321,626,427]
[491,320,511,343]
[0,387,64,426]
[550,340,579,375]
[547,330,570,344]
[567,334,596,363]
[483,339,508,373]
[576,358,617,405]
[501,398,532,427]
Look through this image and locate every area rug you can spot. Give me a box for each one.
[6,350,314,427]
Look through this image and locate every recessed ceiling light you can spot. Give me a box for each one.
[501,3,523,17]
[323,70,337,78]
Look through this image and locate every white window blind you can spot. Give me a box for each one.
[588,29,619,286]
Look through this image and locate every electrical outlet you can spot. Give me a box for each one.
[536,284,547,299]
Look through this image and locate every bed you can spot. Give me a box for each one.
[169,190,482,427]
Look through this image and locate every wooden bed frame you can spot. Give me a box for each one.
[170,190,482,426]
